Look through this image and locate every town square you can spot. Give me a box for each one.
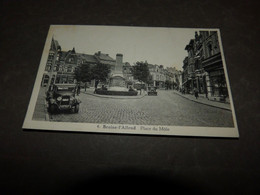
[31,26,235,129]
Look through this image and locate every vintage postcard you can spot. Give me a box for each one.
[23,25,239,137]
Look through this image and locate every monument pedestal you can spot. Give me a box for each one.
[109,74,126,88]
[95,53,137,96]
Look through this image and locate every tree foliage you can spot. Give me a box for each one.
[74,62,110,84]
[74,63,92,83]
[132,61,152,84]
[91,63,110,82]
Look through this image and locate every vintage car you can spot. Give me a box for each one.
[147,86,158,96]
[46,84,81,114]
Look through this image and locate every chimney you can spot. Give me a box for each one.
[116,53,123,64]
[115,53,123,73]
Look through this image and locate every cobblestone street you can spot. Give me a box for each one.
[50,90,234,127]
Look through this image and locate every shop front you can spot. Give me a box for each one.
[208,69,228,99]
[202,53,228,102]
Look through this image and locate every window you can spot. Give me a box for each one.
[207,42,213,57]
[69,57,74,63]
[67,66,72,72]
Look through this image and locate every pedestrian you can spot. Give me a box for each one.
[182,88,185,94]
[77,83,81,96]
[129,86,134,92]
[194,88,199,99]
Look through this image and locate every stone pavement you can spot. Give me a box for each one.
[172,90,231,111]
[81,88,231,110]
[32,87,49,121]
[51,89,234,127]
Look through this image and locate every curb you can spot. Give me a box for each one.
[173,91,231,111]
[82,91,146,99]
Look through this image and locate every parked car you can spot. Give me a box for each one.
[46,84,81,114]
[148,86,158,96]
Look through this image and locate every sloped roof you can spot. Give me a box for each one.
[78,53,98,64]
[51,38,60,51]
[59,51,67,61]
[94,52,115,62]
[99,59,116,66]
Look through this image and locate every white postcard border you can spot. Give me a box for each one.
[22,25,239,138]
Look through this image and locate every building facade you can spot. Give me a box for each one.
[41,37,61,87]
[200,31,228,101]
[148,64,181,89]
[42,38,182,91]
[148,64,166,89]
[41,38,80,86]
[182,31,228,102]
[55,47,79,84]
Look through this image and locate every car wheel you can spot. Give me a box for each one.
[70,106,75,113]
[48,104,56,114]
[75,104,79,113]
[71,105,79,113]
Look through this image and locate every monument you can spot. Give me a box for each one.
[95,53,138,96]
[109,54,127,91]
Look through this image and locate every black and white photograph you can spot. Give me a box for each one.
[23,25,239,137]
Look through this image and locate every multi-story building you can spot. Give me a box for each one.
[182,31,228,102]
[123,62,134,86]
[166,67,182,90]
[55,47,79,84]
[182,57,189,93]
[79,51,116,87]
[147,64,181,89]
[200,31,228,101]
[41,37,61,87]
[148,64,166,89]
[182,39,197,94]
[41,39,80,86]
[78,51,134,88]
[42,38,182,91]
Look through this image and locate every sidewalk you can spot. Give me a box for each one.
[32,87,49,121]
[173,90,231,111]
[80,88,146,99]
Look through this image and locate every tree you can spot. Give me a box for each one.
[74,63,92,83]
[74,66,81,82]
[91,63,111,88]
[132,61,151,84]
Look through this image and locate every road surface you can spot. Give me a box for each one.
[50,90,234,127]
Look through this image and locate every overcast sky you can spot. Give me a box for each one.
[49,25,204,70]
